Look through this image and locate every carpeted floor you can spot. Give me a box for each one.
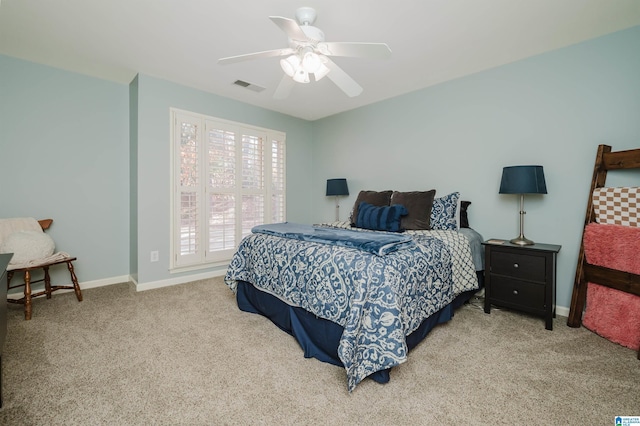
[0,277,638,425]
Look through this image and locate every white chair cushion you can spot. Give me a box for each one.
[0,230,56,264]
[0,217,42,245]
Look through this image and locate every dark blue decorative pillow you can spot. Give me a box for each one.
[356,202,407,232]
[430,192,460,230]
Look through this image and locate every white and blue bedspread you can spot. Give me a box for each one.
[225,221,479,391]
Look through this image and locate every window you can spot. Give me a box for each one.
[170,109,286,270]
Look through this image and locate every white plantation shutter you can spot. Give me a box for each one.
[175,113,201,265]
[240,133,265,239]
[171,109,286,269]
[206,124,237,260]
[271,137,286,223]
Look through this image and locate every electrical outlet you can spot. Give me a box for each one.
[150,251,159,262]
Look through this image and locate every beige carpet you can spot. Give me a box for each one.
[0,277,637,425]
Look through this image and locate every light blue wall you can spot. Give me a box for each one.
[312,26,640,310]
[134,74,314,284]
[0,55,313,288]
[0,55,130,283]
[2,25,639,309]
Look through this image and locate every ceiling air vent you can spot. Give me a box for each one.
[233,80,265,93]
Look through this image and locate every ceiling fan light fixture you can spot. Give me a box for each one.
[302,51,322,73]
[293,68,310,84]
[313,62,331,81]
[280,55,300,77]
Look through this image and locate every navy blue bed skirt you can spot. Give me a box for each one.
[235,272,482,385]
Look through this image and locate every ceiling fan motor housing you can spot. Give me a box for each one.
[300,25,325,43]
[295,7,317,25]
[294,7,324,43]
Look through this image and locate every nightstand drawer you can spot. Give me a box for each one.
[490,251,546,282]
[490,276,545,309]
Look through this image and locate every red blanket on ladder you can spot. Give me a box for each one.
[582,223,640,351]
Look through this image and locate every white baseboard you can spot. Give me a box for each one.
[7,274,131,299]
[6,271,574,318]
[7,270,227,299]
[82,274,131,290]
[555,306,570,318]
[134,269,226,292]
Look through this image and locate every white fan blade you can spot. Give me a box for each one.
[324,58,363,97]
[273,75,295,99]
[218,48,295,65]
[318,42,392,59]
[269,16,309,42]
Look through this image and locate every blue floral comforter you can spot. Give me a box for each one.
[225,222,479,391]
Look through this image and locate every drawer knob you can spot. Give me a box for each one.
[513,290,519,295]
[513,263,519,268]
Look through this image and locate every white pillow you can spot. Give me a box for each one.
[0,230,55,264]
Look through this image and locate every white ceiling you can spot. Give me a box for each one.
[1,0,640,121]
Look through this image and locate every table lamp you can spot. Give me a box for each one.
[326,178,349,221]
[499,165,547,246]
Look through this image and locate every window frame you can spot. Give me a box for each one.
[169,108,286,272]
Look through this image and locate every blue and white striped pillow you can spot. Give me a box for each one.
[430,192,460,230]
[356,202,407,232]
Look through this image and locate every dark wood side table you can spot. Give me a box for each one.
[0,253,12,408]
[483,240,561,330]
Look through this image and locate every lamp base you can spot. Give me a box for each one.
[511,195,534,246]
[510,235,534,246]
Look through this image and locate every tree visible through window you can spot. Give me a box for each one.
[171,109,286,269]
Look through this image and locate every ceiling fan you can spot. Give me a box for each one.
[218,7,392,99]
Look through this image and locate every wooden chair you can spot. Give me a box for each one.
[5,219,82,320]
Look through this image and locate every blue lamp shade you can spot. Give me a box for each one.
[326,178,349,196]
[499,166,547,194]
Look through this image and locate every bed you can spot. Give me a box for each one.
[225,190,484,391]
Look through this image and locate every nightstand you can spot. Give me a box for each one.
[483,240,561,330]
